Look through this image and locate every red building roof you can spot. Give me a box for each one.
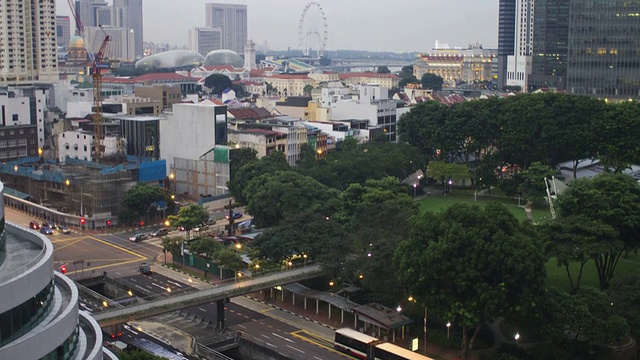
[338,73,398,79]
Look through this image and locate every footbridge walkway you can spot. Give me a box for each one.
[92,264,324,327]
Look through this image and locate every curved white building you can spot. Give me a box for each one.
[0,182,116,359]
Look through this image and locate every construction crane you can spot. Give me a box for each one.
[66,0,110,163]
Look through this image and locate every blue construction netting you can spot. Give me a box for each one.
[138,160,166,182]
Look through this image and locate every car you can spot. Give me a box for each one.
[225,211,243,220]
[29,221,40,230]
[43,221,56,230]
[206,217,217,225]
[177,226,185,232]
[151,228,169,237]
[139,262,152,275]
[129,233,145,242]
[40,226,53,235]
[58,225,71,234]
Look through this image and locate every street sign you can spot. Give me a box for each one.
[411,338,419,351]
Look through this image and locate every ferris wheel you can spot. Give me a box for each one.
[298,2,328,58]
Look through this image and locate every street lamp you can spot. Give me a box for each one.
[396,305,402,312]
[514,333,520,343]
[446,322,451,339]
[164,219,170,227]
[303,253,308,267]
[413,183,417,197]
[448,178,453,193]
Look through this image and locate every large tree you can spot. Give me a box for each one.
[397,101,450,178]
[121,183,175,220]
[394,202,546,359]
[229,147,258,179]
[168,204,209,240]
[555,173,640,289]
[244,170,340,228]
[227,151,290,204]
[608,273,640,360]
[204,74,232,95]
[421,73,444,91]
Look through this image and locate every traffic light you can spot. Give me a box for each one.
[60,265,67,274]
[106,220,111,226]
[80,217,85,225]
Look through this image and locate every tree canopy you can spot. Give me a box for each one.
[377,66,391,74]
[204,73,232,95]
[227,151,290,204]
[555,173,640,289]
[394,202,546,359]
[121,183,175,221]
[168,204,209,238]
[421,73,444,91]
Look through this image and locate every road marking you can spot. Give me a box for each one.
[261,334,270,339]
[290,330,343,356]
[88,236,146,259]
[237,324,246,329]
[314,357,323,360]
[198,307,206,312]
[167,280,183,287]
[286,345,305,354]
[152,283,166,290]
[54,237,86,251]
[272,333,294,343]
[51,236,87,243]
[66,258,141,275]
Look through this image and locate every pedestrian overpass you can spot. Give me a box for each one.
[92,264,324,327]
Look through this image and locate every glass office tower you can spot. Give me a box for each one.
[567,0,640,99]
[530,0,570,91]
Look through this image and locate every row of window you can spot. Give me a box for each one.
[0,129,34,136]
[39,325,79,360]
[0,279,55,347]
[0,139,27,147]
[0,149,27,159]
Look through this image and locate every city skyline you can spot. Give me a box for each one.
[56,0,499,53]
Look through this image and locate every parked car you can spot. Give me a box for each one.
[29,221,40,230]
[40,226,53,235]
[151,228,169,237]
[225,211,243,220]
[58,225,71,234]
[129,233,145,242]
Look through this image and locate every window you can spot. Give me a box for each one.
[12,114,18,121]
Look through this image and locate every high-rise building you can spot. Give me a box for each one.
[567,0,640,99]
[85,26,135,61]
[56,16,72,49]
[113,0,144,59]
[188,27,223,56]
[75,0,108,28]
[205,3,248,53]
[506,0,534,91]
[497,0,516,89]
[529,0,569,92]
[0,0,58,85]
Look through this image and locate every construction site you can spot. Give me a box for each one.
[0,156,165,229]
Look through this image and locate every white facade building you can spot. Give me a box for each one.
[506,0,534,90]
[244,40,257,70]
[331,85,397,142]
[0,0,59,85]
[57,130,119,162]
[0,86,49,150]
[159,103,229,197]
[188,27,223,56]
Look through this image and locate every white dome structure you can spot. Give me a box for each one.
[135,50,205,69]
[204,49,244,68]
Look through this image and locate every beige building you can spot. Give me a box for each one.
[305,101,331,121]
[414,44,498,83]
[134,84,182,110]
[265,74,315,97]
[308,72,340,84]
[338,73,400,89]
[228,128,286,159]
[0,0,58,85]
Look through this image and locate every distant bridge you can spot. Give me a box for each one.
[92,264,324,327]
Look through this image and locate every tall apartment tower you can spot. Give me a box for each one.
[113,0,144,59]
[205,3,248,54]
[0,0,59,85]
[529,0,569,91]
[506,0,534,91]
[188,27,223,56]
[56,16,71,49]
[567,0,640,99]
[497,0,516,90]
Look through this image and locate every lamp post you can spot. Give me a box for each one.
[413,183,417,197]
[448,178,453,193]
[303,253,307,267]
[515,333,520,344]
[446,322,451,339]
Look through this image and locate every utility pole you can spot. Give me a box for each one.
[227,199,234,237]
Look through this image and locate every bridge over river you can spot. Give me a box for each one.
[92,264,324,327]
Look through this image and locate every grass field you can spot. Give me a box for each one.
[418,190,548,222]
[417,191,640,290]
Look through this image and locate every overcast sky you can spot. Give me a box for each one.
[56,0,499,52]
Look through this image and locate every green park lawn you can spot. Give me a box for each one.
[417,191,640,289]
